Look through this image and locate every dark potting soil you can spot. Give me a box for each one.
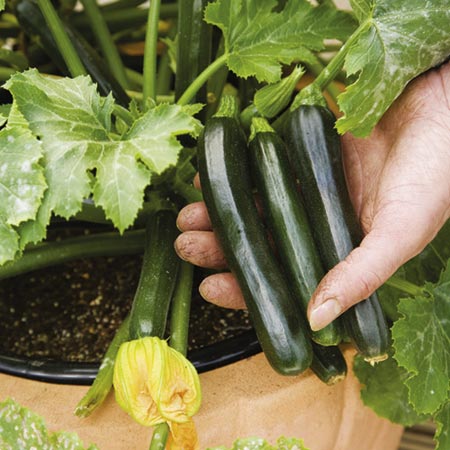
[0,232,252,362]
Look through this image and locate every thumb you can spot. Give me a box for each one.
[307,228,423,331]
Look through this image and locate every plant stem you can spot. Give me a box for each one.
[79,0,129,89]
[169,261,194,355]
[74,315,130,417]
[305,60,342,104]
[176,53,228,106]
[142,0,161,106]
[149,423,170,450]
[172,177,203,203]
[385,275,423,297]
[0,230,144,281]
[36,0,86,77]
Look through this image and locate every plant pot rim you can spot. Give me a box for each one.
[0,329,261,385]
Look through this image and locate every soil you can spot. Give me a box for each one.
[0,227,252,363]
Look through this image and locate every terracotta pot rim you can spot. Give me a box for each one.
[0,329,261,385]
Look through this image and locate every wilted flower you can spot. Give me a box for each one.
[167,419,199,450]
[113,336,202,427]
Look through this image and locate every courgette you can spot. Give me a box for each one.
[128,210,180,340]
[248,118,342,346]
[310,341,347,385]
[198,96,312,375]
[284,105,389,363]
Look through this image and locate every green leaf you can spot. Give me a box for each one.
[4,70,201,236]
[0,398,98,449]
[337,0,450,136]
[353,353,429,426]
[435,403,450,450]
[0,127,46,263]
[204,0,356,83]
[207,436,309,450]
[392,264,450,414]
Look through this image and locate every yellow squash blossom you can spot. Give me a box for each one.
[113,336,202,427]
[167,419,199,450]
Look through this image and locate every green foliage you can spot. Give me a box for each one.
[0,398,98,450]
[336,0,450,136]
[0,69,201,263]
[204,0,356,83]
[207,436,309,450]
[392,265,450,415]
[354,352,429,426]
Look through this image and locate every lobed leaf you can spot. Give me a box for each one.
[392,264,450,414]
[205,0,356,83]
[4,70,201,239]
[337,0,450,136]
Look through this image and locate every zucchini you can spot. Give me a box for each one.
[310,341,347,385]
[128,210,180,340]
[284,105,389,363]
[248,118,342,346]
[198,96,312,375]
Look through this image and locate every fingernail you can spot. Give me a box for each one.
[309,299,342,331]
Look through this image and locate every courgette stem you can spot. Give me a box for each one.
[385,276,423,297]
[176,53,228,106]
[100,0,147,12]
[36,0,87,77]
[291,21,369,110]
[172,177,203,204]
[149,423,170,450]
[169,261,194,355]
[305,60,342,104]
[0,230,144,281]
[74,315,130,418]
[142,0,161,106]
[78,0,129,89]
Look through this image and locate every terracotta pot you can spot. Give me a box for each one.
[0,347,403,450]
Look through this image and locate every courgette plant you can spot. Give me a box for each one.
[0,0,449,448]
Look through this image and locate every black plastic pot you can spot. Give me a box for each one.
[0,330,261,385]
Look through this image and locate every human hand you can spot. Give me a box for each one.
[174,60,450,330]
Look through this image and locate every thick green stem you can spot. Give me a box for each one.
[305,60,342,104]
[79,0,129,89]
[36,0,86,77]
[0,230,144,281]
[142,0,161,106]
[169,261,194,355]
[177,53,228,106]
[74,315,130,417]
[172,177,203,204]
[149,423,170,450]
[385,275,423,297]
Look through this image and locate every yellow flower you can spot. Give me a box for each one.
[167,419,199,450]
[113,336,202,427]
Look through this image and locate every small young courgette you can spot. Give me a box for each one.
[284,105,390,363]
[310,341,347,385]
[248,118,342,346]
[128,209,180,340]
[198,96,312,375]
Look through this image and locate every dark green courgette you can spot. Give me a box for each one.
[128,210,180,340]
[15,0,130,107]
[198,96,312,375]
[310,341,347,385]
[174,0,212,109]
[248,118,342,346]
[284,105,389,363]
